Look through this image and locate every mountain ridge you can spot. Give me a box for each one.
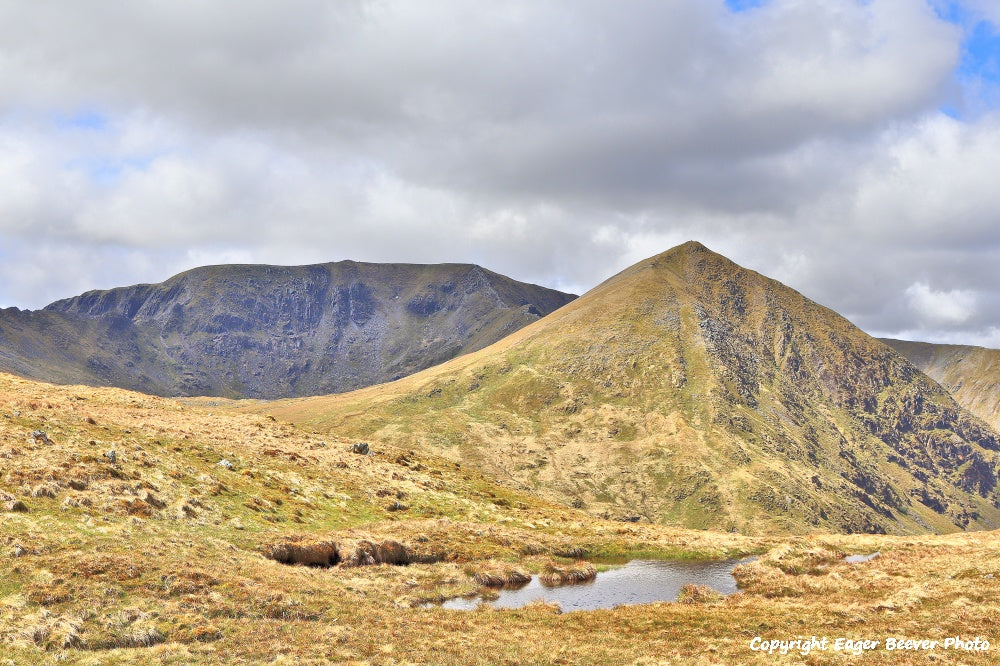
[0,260,576,399]
[881,337,1000,432]
[262,241,1000,535]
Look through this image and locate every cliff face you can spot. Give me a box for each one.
[881,338,1000,432]
[0,261,576,398]
[267,242,1000,535]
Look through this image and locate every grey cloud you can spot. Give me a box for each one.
[0,0,997,348]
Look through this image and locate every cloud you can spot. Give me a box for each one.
[0,0,997,350]
[905,281,978,324]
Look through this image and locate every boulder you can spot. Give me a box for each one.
[29,430,51,445]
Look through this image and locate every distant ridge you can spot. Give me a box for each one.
[0,261,575,398]
[265,241,1000,535]
[881,338,1000,432]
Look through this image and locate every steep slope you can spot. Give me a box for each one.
[0,262,575,398]
[265,242,1000,535]
[881,338,1000,432]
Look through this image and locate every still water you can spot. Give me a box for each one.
[844,552,880,564]
[439,558,751,612]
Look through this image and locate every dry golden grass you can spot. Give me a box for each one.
[676,583,724,604]
[539,561,598,586]
[1,371,999,664]
[341,539,412,567]
[263,535,341,567]
[472,564,531,588]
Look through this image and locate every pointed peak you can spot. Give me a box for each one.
[658,240,720,261]
[590,241,738,293]
[626,241,734,277]
[654,240,741,270]
[675,240,710,253]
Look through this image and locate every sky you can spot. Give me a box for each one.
[0,0,999,347]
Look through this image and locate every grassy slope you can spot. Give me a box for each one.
[882,338,1000,432]
[1,372,999,664]
[261,243,1000,536]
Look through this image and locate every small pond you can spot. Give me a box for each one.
[844,551,880,564]
[438,557,753,612]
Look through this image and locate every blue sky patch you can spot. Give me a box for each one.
[66,155,153,187]
[931,2,1000,117]
[932,0,967,24]
[962,20,1000,84]
[54,109,108,131]
[725,0,767,12]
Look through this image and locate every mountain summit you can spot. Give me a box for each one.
[0,261,575,398]
[268,242,1000,535]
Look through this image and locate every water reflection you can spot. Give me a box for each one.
[844,552,880,564]
[439,558,751,612]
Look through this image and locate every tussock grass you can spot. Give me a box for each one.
[472,564,531,588]
[676,583,723,604]
[539,561,598,586]
[342,539,411,566]
[773,545,845,575]
[263,535,340,567]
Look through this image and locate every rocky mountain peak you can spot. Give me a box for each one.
[268,242,1000,535]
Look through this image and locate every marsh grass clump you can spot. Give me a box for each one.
[775,546,845,576]
[472,565,531,589]
[263,536,340,567]
[676,583,723,604]
[730,544,858,599]
[30,483,59,499]
[539,561,597,587]
[86,625,165,651]
[13,611,84,651]
[555,546,587,558]
[342,539,411,567]
[172,624,223,643]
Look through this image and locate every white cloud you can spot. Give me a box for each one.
[735,0,957,126]
[852,114,1000,248]
[905,281,978,324]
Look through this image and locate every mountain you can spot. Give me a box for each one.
[0,262,575,399]
[881,338,1000,432]
[263,242,1000,535]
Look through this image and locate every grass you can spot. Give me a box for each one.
[2,366,1000,663]
[538,561,598,586]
